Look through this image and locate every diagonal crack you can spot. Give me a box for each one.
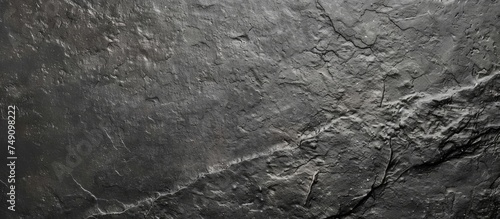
[325,138,394,219]
[304,170,320,207]
[71,175,108,218]
[84,141,298,218]
[72,176,98,201]
[315,0,373,50]
[395,126,500,183]
[379,79,386,107]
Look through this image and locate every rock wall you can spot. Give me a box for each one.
[0,0,499,218]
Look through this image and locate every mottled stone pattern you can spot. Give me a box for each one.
[0,0,499,218]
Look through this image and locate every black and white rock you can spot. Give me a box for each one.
[0,0,499,218]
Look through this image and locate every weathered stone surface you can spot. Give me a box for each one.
[0,0,499,218]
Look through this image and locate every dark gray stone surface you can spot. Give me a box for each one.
[0,0,499,218]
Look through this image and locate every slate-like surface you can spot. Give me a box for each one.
[0,0,499,218]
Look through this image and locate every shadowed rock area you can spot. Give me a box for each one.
[0,0,499,218]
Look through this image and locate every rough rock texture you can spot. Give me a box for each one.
[1,0,500,218]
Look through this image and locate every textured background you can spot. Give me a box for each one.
[1,0,500,218]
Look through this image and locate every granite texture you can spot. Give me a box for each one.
[0,0,499,218]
